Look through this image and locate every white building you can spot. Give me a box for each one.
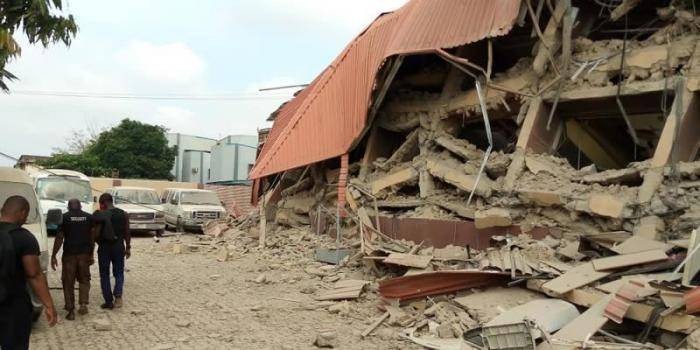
[167,133,257,184]
[209,135,257,184]
[167,133,217,183]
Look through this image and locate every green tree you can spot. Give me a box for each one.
[0,0,78,90]
[38,153,109,177]
[89,119,176,179]
[41,119,177,180]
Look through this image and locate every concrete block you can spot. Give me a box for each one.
[633,215,666,240]
[588,194,628,219]
[638,168,663,203]
[503,149,525,192]
[518,189,563,206]
[474,208,512,229]
[370,167,418,194]
[427,159,492,197]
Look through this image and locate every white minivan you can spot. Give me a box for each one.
[161,188,227,231]
[32,169,93,232]
[104,186,165,235]
[0,167,61,319]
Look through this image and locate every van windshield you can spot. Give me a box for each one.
[114,190,160,205]
[36,177,91,203]
[0,183,40,224]
[180,192,219,205]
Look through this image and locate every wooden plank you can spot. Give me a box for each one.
[529,280,700,334]
[315,280,369,301]
[383,253,432,269]
[554,295,612,341]
[611,235,673,255]
[592,250,668,271]
[651,85,699,167]
[543,262,611,295]
[370,167,418,195]
[547,79,669,102]
[532,0,570,75]
[541,259,574,273]
[361,312,389,338]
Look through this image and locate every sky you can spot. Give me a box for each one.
[0,0,408,166]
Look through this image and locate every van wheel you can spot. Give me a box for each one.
[176,217,184,233]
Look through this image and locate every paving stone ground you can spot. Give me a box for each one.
[30,234,421,350]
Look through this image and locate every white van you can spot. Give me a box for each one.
[32,169,93,231]
[104,186,165,235]
[161,188,226,231]
[0,167,61,319]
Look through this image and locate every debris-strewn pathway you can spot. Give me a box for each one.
[31,234,420,350]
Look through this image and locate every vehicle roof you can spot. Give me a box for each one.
[167,188,213,193]
[33,169,90,181]
[107,186,158,192]
[0,167,33,185]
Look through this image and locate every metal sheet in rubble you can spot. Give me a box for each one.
[378,270,510,301]
[374,215,549,249]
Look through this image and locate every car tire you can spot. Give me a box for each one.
[176,217,184,233]
[156,229,164,237]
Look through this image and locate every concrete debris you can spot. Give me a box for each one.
[474,208,512,229]
[93,319,112,331]
[314,330,339,348]
[223,6,700,349]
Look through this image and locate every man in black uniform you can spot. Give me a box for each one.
[51,199,94,320]
[94,193,130,309]
[0,196,57,349]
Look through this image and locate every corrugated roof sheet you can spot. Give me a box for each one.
[250,0,522,179]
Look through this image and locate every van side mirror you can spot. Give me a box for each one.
[46,209,63,228]
[93,196,97,203]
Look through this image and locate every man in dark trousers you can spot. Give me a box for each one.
[0,196,57,349]
[50,199,94,320]
[94,193,130,309]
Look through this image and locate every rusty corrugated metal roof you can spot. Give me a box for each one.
[250,0,522,179]
[685,286,700,314]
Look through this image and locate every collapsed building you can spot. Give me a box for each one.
[241,0,700,348]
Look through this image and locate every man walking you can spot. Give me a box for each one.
[94,193,130,309]
[51,199,94,320]
[0,196,57,349]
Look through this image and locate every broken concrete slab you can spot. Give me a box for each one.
[474,208,512,229]
[588,194,629,219]
[370,166,419,195]
[315,280,369,301]
[592,250,668,271]
[518,189,564,206]
[543,262,611,295]
[633,215,666,240]
[279,195,316,214]
[529,279,700,334]
[553,294,612,342]
[433,133,483,161]
[638,168,664,203]
[426,159,493,197]
[582,168,641,185]
[429,199,475,219]
[454,287,546,324]
[383,253,432,269]
[611,235,673,255]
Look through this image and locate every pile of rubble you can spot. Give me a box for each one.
[218,1,700,349]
